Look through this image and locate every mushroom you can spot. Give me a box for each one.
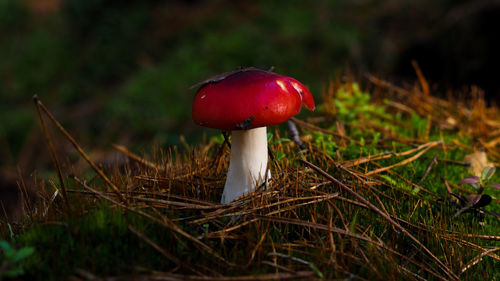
[192,68,315,203]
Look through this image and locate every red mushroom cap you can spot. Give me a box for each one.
[192,68,315,130]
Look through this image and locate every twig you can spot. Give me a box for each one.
[341,141,438,168]
[411,60,430,97]
[417,154,438,185]
[33,95,69,211]
[113,144,165,171]
[438,159,470,166]
[384,168,438,198]
[65,189,219,207]
[33,95,126,203]
[291,117,357,144]
[365,74,412,97]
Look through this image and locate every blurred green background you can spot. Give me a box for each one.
[1,0,499,175]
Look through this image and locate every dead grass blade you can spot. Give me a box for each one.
[417,154,438,185]
[365,141,440,175]
[460,248,499,275]
[342,141,438,168]
[130,197,220,210]
[291,117,356,144]
[411,60,430,97]
[113,144,165,171]
[453,233,500,242]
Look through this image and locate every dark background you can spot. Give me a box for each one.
[1,0,499,184]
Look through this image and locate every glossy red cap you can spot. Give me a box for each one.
[192,68,315,130]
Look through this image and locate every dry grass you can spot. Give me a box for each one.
[10,75,500,280]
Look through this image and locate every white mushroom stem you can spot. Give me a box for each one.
[221,126,270,203]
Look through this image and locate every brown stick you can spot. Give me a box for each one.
[33,95,126,203]
[417,154,438,185]
[342,141,438,168]
[113,144,164,171]
[299,159,459,280]
[33,95,69,211]
[412,60,430,97]
[291,117,357,144]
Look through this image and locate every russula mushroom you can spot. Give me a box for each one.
[192,68,315,203]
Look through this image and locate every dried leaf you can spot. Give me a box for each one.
[464,151,493,177]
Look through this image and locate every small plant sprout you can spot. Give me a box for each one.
[453,166,500,218]
[458,166,500,193]
[192,67,314,203]
[0,240,35,279]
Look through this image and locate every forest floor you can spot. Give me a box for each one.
[1,75,500,280]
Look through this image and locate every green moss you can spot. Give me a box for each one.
[15,204,180,280]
